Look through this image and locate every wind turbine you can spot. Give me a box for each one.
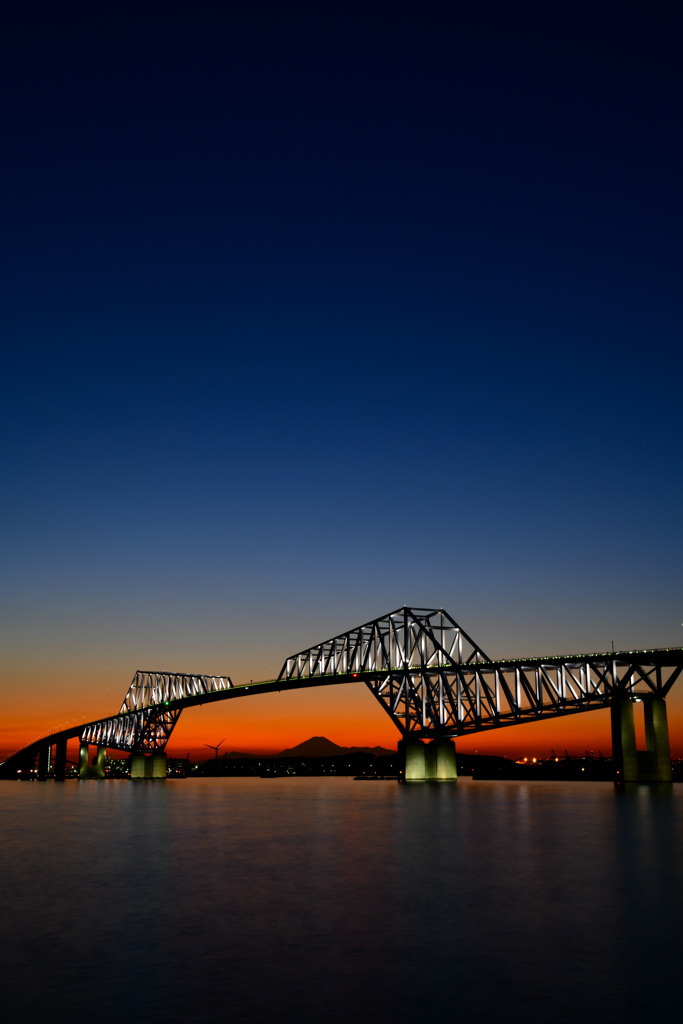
[204,738,226,759]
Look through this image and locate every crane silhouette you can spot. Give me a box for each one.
[204,738,226,759]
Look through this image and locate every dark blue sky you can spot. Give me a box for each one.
[2,1,682,750]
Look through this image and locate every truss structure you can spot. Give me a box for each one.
[81,707,183,753]
[278,608,683,738]
[279,607,489,681]
[81,671,232,753]
[120,671,232,712]
[4,607,683,772]
[364,648,683,738]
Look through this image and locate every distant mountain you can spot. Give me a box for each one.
[276,736,345,757]
[222,750,260,759]
[275,736,396,758]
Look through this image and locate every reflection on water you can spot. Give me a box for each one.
[1,778,681,1024]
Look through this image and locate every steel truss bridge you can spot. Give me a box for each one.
[2,607,682,777]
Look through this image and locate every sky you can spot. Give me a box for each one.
[2,1,682,761]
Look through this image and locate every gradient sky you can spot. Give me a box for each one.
[2,2,682,760]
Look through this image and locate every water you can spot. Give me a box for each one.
[1,778,681,1024]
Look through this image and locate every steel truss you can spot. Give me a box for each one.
[4,608,683,771]
[277,608,683,738]
[370,651,683,738]
[81,671,232,753]
[279,607,489,681]
[120,670,232,712]
[81,706,183,753]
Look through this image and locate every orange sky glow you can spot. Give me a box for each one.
[3,673,682,763]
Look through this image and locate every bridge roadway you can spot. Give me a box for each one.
[2,607,682,783]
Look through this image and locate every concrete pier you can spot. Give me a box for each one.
[78,742,107,779]
[38,745,50,780]
[150,753,167,778]
[93,745,106,779]
[431,738,457,780]
[645,698,672,781]
[611,696,672,783]
[401,739,427,781]
[400,737,457,782]
[130,753,167,778]
[424,741,437,780]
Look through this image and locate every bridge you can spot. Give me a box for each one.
[2,607,681,783]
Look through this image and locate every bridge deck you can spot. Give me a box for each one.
[3,622,682,771]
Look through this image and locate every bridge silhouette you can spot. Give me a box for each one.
[2,607,681,783]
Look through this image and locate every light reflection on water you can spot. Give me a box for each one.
[1,778,681,1024]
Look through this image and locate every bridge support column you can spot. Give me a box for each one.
[611,696,672,783]
[38,745,50,781]
[79,743,90,779]
[424,742,437,780]
[644,698,672,782]
[149,754,167,778]
[129,753,167,778]
[54,737,67,781]
[431,738,457,781]
[93,745,106,779]
[399,739,457,782]
[399,739,426,781]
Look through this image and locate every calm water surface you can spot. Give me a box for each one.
[1,778,681,1024]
